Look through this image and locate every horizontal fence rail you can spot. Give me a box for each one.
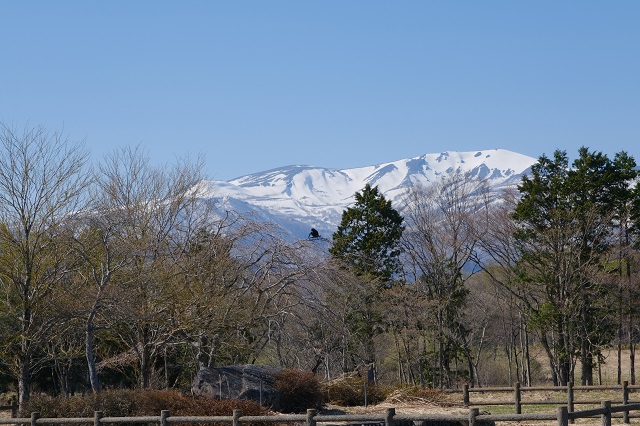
[2,404,640,426]
[456,381,640,414]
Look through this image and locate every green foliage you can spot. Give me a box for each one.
[330,184,404,282]
[513,147,638,385]
[527,302,558,330]
[274,369,324,413]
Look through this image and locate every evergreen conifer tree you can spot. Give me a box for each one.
[512,147,637,385]
[328,184,403,377]
[329,183,404,283]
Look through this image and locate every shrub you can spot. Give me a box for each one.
[23,389,266,417]
[274,369,324,413]
[89,389,138,416]
[23,394,93,417]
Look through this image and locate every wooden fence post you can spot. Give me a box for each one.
[567,382,574,424]
[233,409,242,426]
[306,408,317,426]
[161,410,169,426]
[364,381,368,408]
[463,384,470,407]
[601,401,611,426]
[468,407,479,426]
[31,412,39,426]
[94,411,103,426]
[557,406,569,426]
[385,408,395,426]
[10,398,17,418]
[514,382,521,414]
[623,381,630,424]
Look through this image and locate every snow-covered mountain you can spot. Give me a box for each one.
[198,149,537,241]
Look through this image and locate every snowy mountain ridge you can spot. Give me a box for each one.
[198,149,537,240]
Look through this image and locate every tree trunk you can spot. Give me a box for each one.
[86,313,102,392]
[19,303,32,409]
[540,334,559,386]
[196,335,208,369]
[618,281,623,385]
[466,353,475,387]
[618,340,623,385]
[626,226,635,385]
[18,354,30,411]
[630,334,636,385]
[558,315,571,386]
[581,351,593,385]
[438,312,444,389]
[432,337,437,388]
[524,323,532,387]
[581,303,593,385]
[139,325,152,389]
[140,345,152,388]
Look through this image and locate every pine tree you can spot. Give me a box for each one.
[329,184,404,283]
[328,184,403,377]
[513,147,636,385]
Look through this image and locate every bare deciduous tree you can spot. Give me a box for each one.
[0,123,89,407]
[402,171,493,387]
[87,146,208,389]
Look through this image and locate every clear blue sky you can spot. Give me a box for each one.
[2,2,639,180]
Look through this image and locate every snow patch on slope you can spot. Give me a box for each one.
[198,149,537,240]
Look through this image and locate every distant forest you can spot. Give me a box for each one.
[2,124,640,408]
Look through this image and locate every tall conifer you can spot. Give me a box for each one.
[329,184,404,283]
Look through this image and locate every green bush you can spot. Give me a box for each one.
[23,389,266,417]
[323,378,389,406]
[274,369,324,413]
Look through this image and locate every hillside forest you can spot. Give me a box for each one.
[2,124,640,408]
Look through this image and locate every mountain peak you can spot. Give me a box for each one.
[202,149,536,240]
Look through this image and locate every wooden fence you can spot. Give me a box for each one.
[3,383,640,426]
[0,399,17,418]
[2,405,640,426]
[458,382,640,415]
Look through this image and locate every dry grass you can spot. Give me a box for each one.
[383,388,459,407]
